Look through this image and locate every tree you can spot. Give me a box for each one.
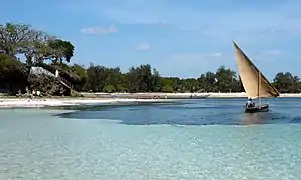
[161,77,181,92]
[273,72,300,93]
[85,64,124,92]
[215,66,239,92]
[102,67,123,92]
[127,64,156,92]
[71,64,87,91]
[182,78,199,92]
[86,64,98,92]
[152,68,162,92]
[0,22,51,64]
[20,30,51,65]
[236,76,244,92]
[48,39,75,63]
[0,22,75,66]
[0,22,57,66]
[103,85,115,93]
[162,85,174,92]
[0,54,28,94]
[0,22,34,57]
[197,71,216,92]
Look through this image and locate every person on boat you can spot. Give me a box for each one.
[246,98,254,107]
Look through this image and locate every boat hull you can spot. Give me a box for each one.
[244,104,269,113]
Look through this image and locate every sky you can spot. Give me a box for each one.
[1,0,301,80]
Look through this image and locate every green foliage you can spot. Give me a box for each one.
[0,54,27,94]
[48,39,75,63]
[72,64,87,79]
[161,77,181,92]
[0,22,75,66]
[86,64,123,92]
[273,72,300,93]
[103,85,115,93]
[0,22,52,65]
[0,54,24,72]
[197,72,216,92]
[215,66,240,92]
[162,85,174,92]
[80,64,250,93]
[0,22,35,57]
[126,64,160,92]
[71,64,87,91]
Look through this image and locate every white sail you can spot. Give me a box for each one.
[233,41,279,99]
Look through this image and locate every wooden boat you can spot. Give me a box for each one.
[190,94,210,99]
[233,41,280,113]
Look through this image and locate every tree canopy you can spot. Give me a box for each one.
[48,39,75,63]
[0,54,28,94]
[0,22,75,65]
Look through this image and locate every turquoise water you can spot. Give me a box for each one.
[1,98,301,179]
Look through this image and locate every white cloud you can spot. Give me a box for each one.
[135,43,151,51]
[80,24,118,35]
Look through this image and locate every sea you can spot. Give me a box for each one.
[1,98,301,180]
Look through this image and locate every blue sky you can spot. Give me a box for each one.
[1,0,301,80]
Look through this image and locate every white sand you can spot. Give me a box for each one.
[1,92,300,108]
[0,98,170,108]
[202,92,301,98]
[108,92,301,98]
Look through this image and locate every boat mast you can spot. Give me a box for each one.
[258,71,261,106]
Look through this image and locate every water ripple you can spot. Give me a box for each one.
[1,98,301,179]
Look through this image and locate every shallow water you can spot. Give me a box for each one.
[1,98,301,179]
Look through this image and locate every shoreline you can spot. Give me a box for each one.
[0,98,172,108]
[80,92,301,98]
[1,92,301,108]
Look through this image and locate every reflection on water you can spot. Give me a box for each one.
[243,113,269,125]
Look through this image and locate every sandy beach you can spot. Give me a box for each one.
[0,98,170,108]
[82,92,301,98]
[199,92,301,98]
[1,92,301,108]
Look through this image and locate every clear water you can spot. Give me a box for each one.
[1,98,301,179]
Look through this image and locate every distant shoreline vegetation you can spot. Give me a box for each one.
[1,22,300,96]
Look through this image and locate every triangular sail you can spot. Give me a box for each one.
[233,41,280,99]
